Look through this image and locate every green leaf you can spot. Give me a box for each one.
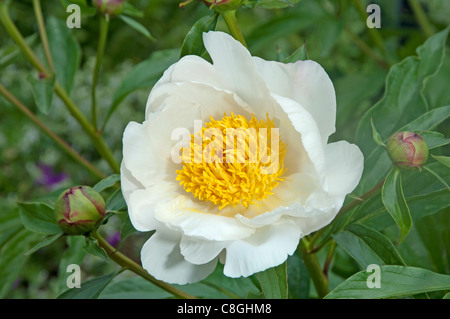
[27,73,55,114]
[256,262,288,299]
[56,236,87,293]
[0,229,41,298]
[18,201,61,235]
[24,231,63,256]
[83,236,109,262]
[99,276,172,299]
[417,131,450,150]
[245,0,301,9]
[381,168,412,242]
[325,265,450,299]
[103,48,180,129]
[333,224,405,268]
[119,15,155,41]
[180,13,219,58]
[122,2,144,18]
[47,16,81,94]
[57,271,119,299]
[93,174,120,193]
[282,42,308,63]
[370,118,386,148]
[355,27,450,193]
[106,188,127,212]
[431,154,450,168]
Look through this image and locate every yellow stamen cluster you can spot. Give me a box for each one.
[176,113,287,210]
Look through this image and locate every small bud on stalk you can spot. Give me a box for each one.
[386,131,429,168]
[94,0,125,16]
[55,186,106,235]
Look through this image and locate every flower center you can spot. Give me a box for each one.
[176,113,287,209]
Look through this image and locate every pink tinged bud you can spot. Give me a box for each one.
[54,186,106,235]
[386,131,429,168]
[94,0,125,16]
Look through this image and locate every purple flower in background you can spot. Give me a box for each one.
[36,163,68,190]
[107,232,121,248]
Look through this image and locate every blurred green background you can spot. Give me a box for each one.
[0,0,449,298]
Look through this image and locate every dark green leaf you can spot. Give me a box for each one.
[99,276,172,299]
[106,188,127,212]
[27,73,55,114]
[0,229,41,298]
[24,231,63,255]
[381,168,412,242]
[333,224,405,268]
[47,16,81,94]
[83,236,109,262]
[119,15,155,41]
[417,131,450,150]
[56,236,87,294]
[257,262,288,299]
[431,154,450,168]
[57,271,118,299]
[180,14,219,58]
[122,2,144,18]
[325,265,450,299]
[18,201,61,235]
[93,174,120,193]
[245,0,301,9]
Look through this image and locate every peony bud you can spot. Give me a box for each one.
[201,0,243,13]
[386,131,429,168]
[94,0,125,16]
[54,186,106,235]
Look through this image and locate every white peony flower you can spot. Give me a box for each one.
[121,31,364,284]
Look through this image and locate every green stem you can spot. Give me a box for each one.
[298,239,329,299]
[91,231,197,299]
[0,4,120,174]
[407,0,434,38]
[351,0,388,58]
[55,83,120,173]
[32,0,54,73]
[0,3,46,74]
[0,84,106,179]
[221,10,247,48]
[91,14,110,131]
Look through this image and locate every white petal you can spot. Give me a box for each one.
[203,31,276,116]
[122,121,163,188]
[254,58,336,143]
[272,93,327,187]
[325,141,364,196]
[126,183,179,232]
[149,55,225,97]
[146,81,252,120]
[293,198,344,236]
[180,236,226,265]
[155,196,255,241]
[223,219,301,278]
[141,231,217,285]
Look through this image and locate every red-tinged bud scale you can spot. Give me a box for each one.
[386,131,429,168]
[54,186,106,235]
